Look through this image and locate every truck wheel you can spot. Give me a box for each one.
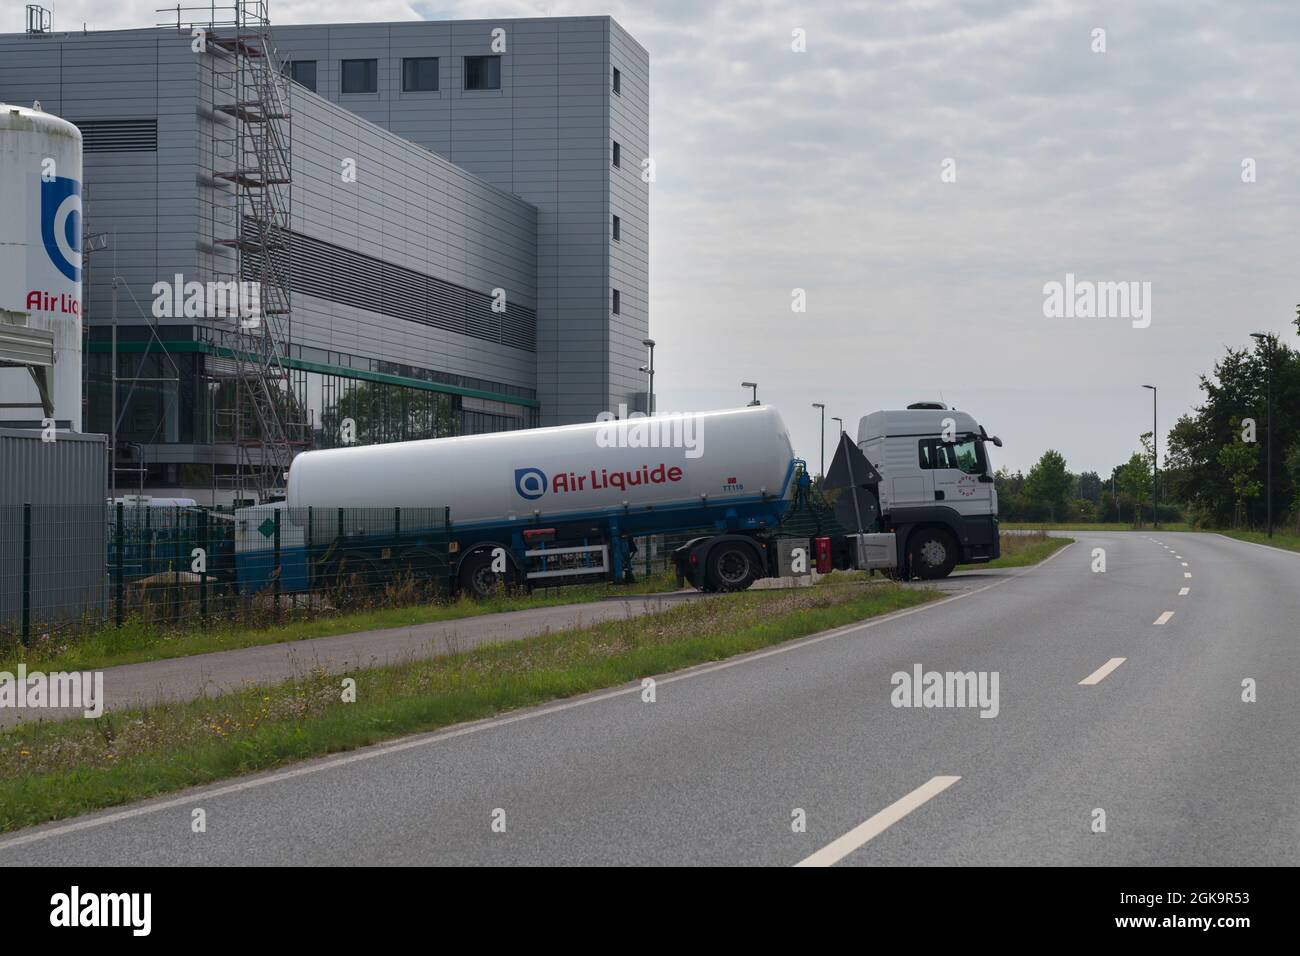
[706,542,759,592]
[907,528,958,580]
[458,549,519,599]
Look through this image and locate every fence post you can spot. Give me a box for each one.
[199,508,208,621]
[273,507,281,617]
[115,501,124,628]
[305,506,313,590]
[173,505,181,624]
[21,503,32,646]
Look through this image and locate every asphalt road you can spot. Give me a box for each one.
[3,531,1297,866]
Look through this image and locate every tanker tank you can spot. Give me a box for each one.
[286,405,798,535]
[0,102,83,431]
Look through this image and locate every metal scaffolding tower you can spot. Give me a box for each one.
[164,1,308,502]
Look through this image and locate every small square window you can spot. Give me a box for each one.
[612,289,621,315]
[341,59,378,94]
[612,215,621,241]
[403,57,439,92]
[612,67,621,95]
[464,55,501,90]
[612,141,621,168]
[289,60,317,92]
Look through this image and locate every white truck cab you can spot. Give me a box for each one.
[855,402,1002,577]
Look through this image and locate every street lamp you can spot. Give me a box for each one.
[639,338,656,415]
[1251,332,1273,537]
[1143,385,1158,529]
[832,416,844,434]
[811,402,825,477]
[742,382,759,406]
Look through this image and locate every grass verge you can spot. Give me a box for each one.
[0,580,935,832]
[966,531,1072,569]
[2,570,683,674]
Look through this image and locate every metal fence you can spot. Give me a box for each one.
[1,504,452,645]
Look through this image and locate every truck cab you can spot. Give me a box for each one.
[856,402,1001,578]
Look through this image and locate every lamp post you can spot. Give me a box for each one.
[639,338,655,415]
[811,402,825,477]
[742,382,759,406]
[1251,332,1273,537]
[832,416,844,434]
[1142,384,1157,529]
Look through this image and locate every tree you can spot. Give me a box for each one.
[1117,453,1151,526]
[1024,450,1072,522]
[1217,427,1262,528]
[1077,470,1102,503]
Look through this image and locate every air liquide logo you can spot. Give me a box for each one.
[515,467,548,500]
[41,175,82,282]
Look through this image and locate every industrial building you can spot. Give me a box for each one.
[0,9,649,502]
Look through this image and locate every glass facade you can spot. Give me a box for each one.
[85,327,538,488]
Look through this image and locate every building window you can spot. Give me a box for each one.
[402,57,439,92]
[464,55,501,90]
[289,60,317,92]
[612,140,621,168]
[612,215,621,241]
[341,59,378,94]
[612,289,621,315]
[612,67,621,95]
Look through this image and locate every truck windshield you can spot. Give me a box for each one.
[919,438,988,475]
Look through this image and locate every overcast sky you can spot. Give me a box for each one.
[12,0,1298,473]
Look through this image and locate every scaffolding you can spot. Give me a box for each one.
[163,1,309,502]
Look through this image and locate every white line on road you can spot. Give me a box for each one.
[1153,611,1175,625]
[1079,657,1127,686]
[795,776,961,867]
[1184,572,1192,578]
[1181,562,1188,567]
[1179,587,1190,596]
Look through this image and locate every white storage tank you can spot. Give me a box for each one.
[0,102,83,431]
[287,405,797,529]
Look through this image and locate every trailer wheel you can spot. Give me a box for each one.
[458,549,519,599]
[706,542,759,592]
[907,528,958,580]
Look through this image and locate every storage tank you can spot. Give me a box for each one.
[0,103,83,431]
[287,405,797,530]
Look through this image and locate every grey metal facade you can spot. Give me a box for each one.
[271,17,651,423]
[0,14,649,493]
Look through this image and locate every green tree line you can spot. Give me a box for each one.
[998,322,1300,530]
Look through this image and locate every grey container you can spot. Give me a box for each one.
[0,428,109,633]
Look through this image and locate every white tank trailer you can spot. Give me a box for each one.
[282,406,803,595]
[272,402,1001,598]
[0,103,83,431]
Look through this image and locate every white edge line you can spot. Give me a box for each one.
[0,543,1076,852]
[1079,657,1127,686]
[795,775,961,867]
[1153,611,1174,625]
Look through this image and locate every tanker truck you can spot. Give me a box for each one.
[250,402,1001,598]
